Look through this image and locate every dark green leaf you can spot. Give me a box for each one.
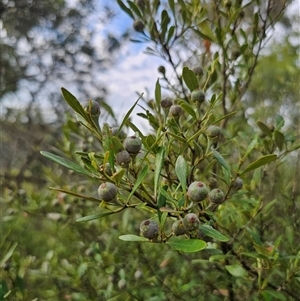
[61,87,87,119]
[182,67,198,92]
[155,79,161,110]
[256,121,272,137]
[240,154,277,175]
[167,237,207,253]
[49,187,100,203]
[119,235,150,242]
[199,225,229,242]
[260,290,286,301]
[128,165,149,201]
[175,155,187,193]
[178,100,197,119]
[40,151,99,178]
[167,25,175,44]
[274,130,285,150]
[154,147,165,196]
[117,0,134,19]
[119,95,142,132]
[76,211,118,222]
[128,1,142,19]
[212,150,231,173]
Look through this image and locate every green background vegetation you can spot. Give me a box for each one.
[1,0,299,300]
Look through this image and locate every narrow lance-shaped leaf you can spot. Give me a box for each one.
[77,211,120,222]
[61,87,87,119]
[182,67,198,92]
[127,165,149,201]
[199,225,229,242]
[40,151,99,178]
[166,237,207,253]
[155,79,161,112]
[154,147,165,197]
[120,94,143,131]
[117,0,134,19]
[175,155,187,193]
[240,154,277,175]
[213,150,231,173]
[119,235,150,242]
[49,187,101,203]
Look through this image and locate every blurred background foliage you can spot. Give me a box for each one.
[1,0,299,300]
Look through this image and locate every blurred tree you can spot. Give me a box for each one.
[0,0,128,121]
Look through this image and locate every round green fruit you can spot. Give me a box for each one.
[169,104,182,117]
[140,220,159,239]
[115,150,131,167]
[133,20,144,32]
[191,89,205,103]
[183,213,200,231]
[187,181,209,202]
[206,125,220,138]
[83,100,101,117]
[124,136,142,155]
[98,182,117,202]
[110,127,126,141]
[233,177,243,190]
[192,65,204,77]
[172,219,186,236]
[161,97,173,109]
[209,188,225,204]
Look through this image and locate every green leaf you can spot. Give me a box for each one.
[40,151,99,178]
[260,290,286,301]
[212,150,231,173]
[154,147,165,196]
[49,187,100,203]
[182,67,198,92]
[157,186,167,221]
[127,165,149,201]
[225,264,248,277]
[0,242,18,268]
[178,100,197,120]
[61,88,87,119]
[160,9,170,43]
[274,130,285,150]
[167,237,207,253]
[275,114,285,130]
[257,121,272,137]
[127,1,142,19]
[117,0,134,19]
[240,154,277,175]
[119,94,143,132]
[155,79,161,110]
[76,211,118,222]
[198,21,216,42]
[119,235,150,242]
[175,155,187,193]
[199,225,229,242]
[166,25,176,44]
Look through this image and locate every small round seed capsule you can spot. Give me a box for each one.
[187,181,209,202]
[172,219,186,236]
[183,213,200,231]
[98,182,117,202]
[140,220,159,239]
[83,100,101,117]
[209,188,225,204]
[169,104,182,118]
[124,136,142,155]
[115,150,131,167]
